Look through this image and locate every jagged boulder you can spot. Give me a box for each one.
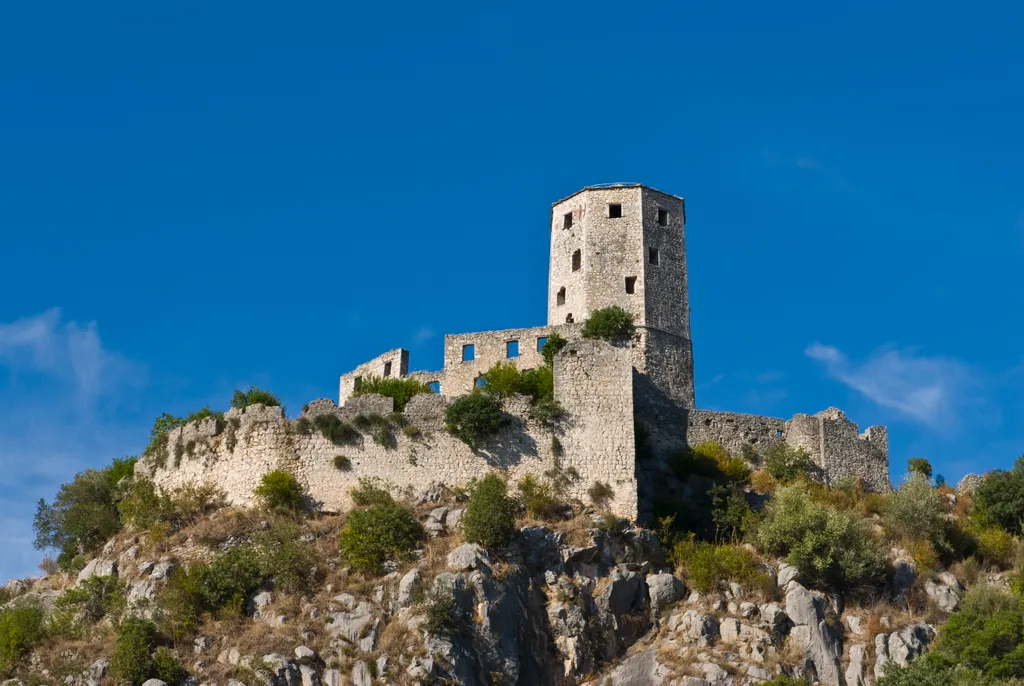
[785,583,842,685]
[646,573,684,616]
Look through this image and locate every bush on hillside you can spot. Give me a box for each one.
[338,503,422,575]
[669,441,750,483]
[351,375,433,411]
[462,473,518,550]
[111,617,183,686]
[253,470,305,512]
[974,456,1024,536]
[518,473,562,520]
[52,575,126,630]
[581,306,635,341]
[974,525,1019,569]
[762,443,816,482]
[477,361,554,403]
[445,393,503,449]
[541,333,568,366]
[755,483,887,591]
[231,386,283,411]
[33,457,137,571]
[670,537,771,596]
[118,479,225,531]
[350,478,395,507]
[0,601,46,674]
[351,413,394,448]
[313,414,361,447]
[883,473,956,556]
[908,457,934,479]
[709,482,755,542]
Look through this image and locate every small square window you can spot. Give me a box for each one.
[556,287,566,306]
[462,344,475,362]
[506,340,519,358]
[657,208,669,226]
[427,381,440,394]
[474,376,487,389]
[383,361,392,377]
[625,276,637,294]
[537,337,548,352]
[571,249,581,272]
[563,212,573,229]
[649,248,659,265]
[609,203,622,218]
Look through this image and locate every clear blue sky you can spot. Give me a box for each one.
[2,1,1022,581]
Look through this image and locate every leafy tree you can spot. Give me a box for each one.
[883,473,955,556]
[253,470,305,512]
[111,617,183,686]
[339,503,422,575]
[231,385,283,411]
[908,457,934,479]
[974,456,1024,535]
[0,601,46,673]
[762,443,815,482]
[580,306,635,341]
[708,482,754,542]
[34,457,136,569]
[352,375,434,411]
[541,333,569,366]
[462,473,517,550]
[445,393,503,448]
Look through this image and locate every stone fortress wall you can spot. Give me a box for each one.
[143,183,891,522]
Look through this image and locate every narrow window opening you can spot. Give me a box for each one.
[427,381,440,394]
[353,376,363,391]
[506,340,519,358]
[475,376,487,389]
[649,248,660,265]
[383,361,392,377]
[556,287,566,306]
[571,249,581,272]
[625,276,637,294]
[537,337,548,352]
[565,313,574,323]
[462,344,475,362]
[608,203,622,218]
[657,208,669,226]
[563,212,573,229]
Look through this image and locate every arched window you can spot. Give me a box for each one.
[556,287,566,306]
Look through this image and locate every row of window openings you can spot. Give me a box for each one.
[563,205,669,229]
[461,336,550,362]
[555,276,639,306]
[570,248,659,272]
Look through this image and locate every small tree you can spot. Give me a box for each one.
[541,333,569,366]
[973,456,1024,536]
[253,470,305,512]
[907,457,933,479]
[462,473,517,550]
[111,617,160,686]
[338,503,422,575]
[231,385,283,411]
[762,443,815,482]
[581,306,636,341]
[445,393,503,448]
[0,601,46,673]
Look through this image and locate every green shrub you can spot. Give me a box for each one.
[231,385,283,411]
[755,483,887,591]
[0,601,46,673]
[421,588,460,634]
[333,455,352,471]
[670,537,771,596]
[588,481,615,509]
[34,456,137,569]
[883,474,955,555]
[352,413,393,448]
[151,647,185,685]
[908,457,934,479]
[760,677,811,686]
[708,482,755,542]
[974,456,1024,535]
[975,526,1019,569]
[253,470,305,512]
[294,417,314,435]
[669,442,749,483]
[402,424,422,440]
[541,333,568,366]
[338,503,422,575]
[119,479,225,531]
[518,473,561,520]
[477,361,554,403]
[350,478,395,507]
[250,521,316,593]
[762,443,816,481]
[351,375,433,411]
[581,306,635,341]
[445,393,503,449]
[199,544,264,612]
[313,414,361,447]
[143,414,185,464]
[53,575,126,628]
[159,565,208,641]
[463,473,518,550]
[530,398,565,427]
[111,617,159,686]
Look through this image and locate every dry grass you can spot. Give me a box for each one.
[548,513,597,548]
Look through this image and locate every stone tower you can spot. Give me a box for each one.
[549,184,695,409]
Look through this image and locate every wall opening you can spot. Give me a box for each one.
[625,276,637,294]
[657,208,669,226]
[506,340,519,358]
[556,287,566,306]
[776,430,784,438]
[383,361,392,377]
[474,375,487,389]
[353,376,363,391]
[537,336,548,352]
[649,247,659,265]
[565,313,574,323]
[462,344,475,362]
[571,249,581,271]
[427,381,440,394]
[563,212,573,229]
[609,203,622,218]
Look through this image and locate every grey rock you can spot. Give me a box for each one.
[845,643,869,686]
[646,573,684,614]
[193,636,212,655]
[446,543,492,572]
[142,681,168,686]
[958,473,985,494]
[150,559,175,580]
[322,670,341,686]
[445,508,464,530]
[249,590,273,616]
[720,617,740,642]
[137,561,155,576]
[777,563,801,590]
[77,558,117,583]
[740,601,758,619]
[351,661,372,686]
[925,579,961,613]
[602,649,667,685]
[299,664,320,686]
[785,583,842,685]
[397,568,422,607]
[294,645,316,661]
[888,623,935,667]
[262,654,301,686]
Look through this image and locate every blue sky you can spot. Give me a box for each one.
[2,1,1022,582]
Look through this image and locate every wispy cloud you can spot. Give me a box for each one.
[805,342,980,431]
[413,327,435,344]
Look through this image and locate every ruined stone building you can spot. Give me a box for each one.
[140,185,889,521]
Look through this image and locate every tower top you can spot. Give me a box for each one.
[551,183,685,207]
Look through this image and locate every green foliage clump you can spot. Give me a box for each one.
[670,537,771,596]
[231,385,283,411]
[0,601,46,674]
[671,441,750,482]
[253,470,305,512]
[974,456,1024,536]
[445,393,503,449]
[907,457,934,479]
[118,479,225,531]
[421,589,461,635]
[708,482,755,542]
[883,474,958,558]
[581,306,636,341]
[587,481,615,509]
[462,473,518,550]
[530,398,565,427]
[338,502,422,575]
[52,575,126,631]
[541,333,569,366]
[755,483,887,591]
[313,414,361,447]
[760,677,811,686]
[974,525,1019,569]
[111,617,183,686]
[518,473,561,520]
[352,413,394,448]
[351,375,433,411]
[762,443,816,482]
[350,478,395,507]
[477,361,554,403]
[333,455,351,471]
[33,456,137,570]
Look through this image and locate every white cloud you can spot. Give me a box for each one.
[413,327,435,344]
[805,342,978,431]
